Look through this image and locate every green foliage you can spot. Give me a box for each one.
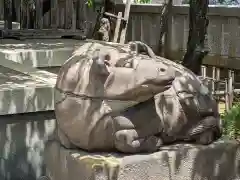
[87,0,94,7]
[221,103,240,140]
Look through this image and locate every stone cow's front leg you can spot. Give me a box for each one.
[112,99,164,153]
[114,126,163,153]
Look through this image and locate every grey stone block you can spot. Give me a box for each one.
[0,21,20,29]
[0,39,82,68]
[0,65,56,115]
[44,140,240,180]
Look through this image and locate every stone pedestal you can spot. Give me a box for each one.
[0,63,56,115]
[0,39,82,68]
[44,140,240,180]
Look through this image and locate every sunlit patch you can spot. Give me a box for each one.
[200,84,209,95]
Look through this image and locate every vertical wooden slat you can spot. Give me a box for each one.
[212,66,216,94]
[170,15,184,53]
[65,0,73,29]
[51,0,58,29]
[0,0,3,20]
[120,0,131,44]
[228,70,233,109]
[126,15,133,42]
[72,1,77,31]
[141,15,151,46]
[4,0,13,29]
[225,78,229,112]
[77,0,84,30]
[35,0,43,29]
[150,14,161,54]
[201,65,207,78]
[113,12,123,43]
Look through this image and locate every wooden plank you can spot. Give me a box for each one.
[131,15,141,41]
[228,70,233,109]
[207,16,222,55]
[150,14,161,54]
[225,78,229,112]
[126,15,133,42]
[170,15,184,52]
[212,66,216,93]
[113,12,123,43]
[4,0,13,29]
[141,14,151,45]
[120,0,132,44]
[0,0,3,20]
[71,0,77,31]
[35,0,43,29]
[64,0,73,29]
[51,0,59,29]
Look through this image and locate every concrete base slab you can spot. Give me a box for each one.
[0,39,83,68]
[0,65,56,115]
[44,140,240,180]
[0,21,20,29]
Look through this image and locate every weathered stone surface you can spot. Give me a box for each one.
[0,20,20,29]
[44,140,240,180]
[0,111,56,180]
[0,60,57,115]
[55,41,221,153]
[0,39,80,67]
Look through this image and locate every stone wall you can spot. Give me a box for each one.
[0,111,56,180]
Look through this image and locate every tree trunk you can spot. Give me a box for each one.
[158,0,173,57]
[182,0,209,75]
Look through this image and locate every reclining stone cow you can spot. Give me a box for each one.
[54,41,221,153]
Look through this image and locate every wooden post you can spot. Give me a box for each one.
[212,66,216,94]
[119,0,131,44]
[225,78,229,112]
[113,12,122,43]
[201,65,206,78]
[228,70,233,109]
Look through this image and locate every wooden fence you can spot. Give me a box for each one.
[0,0,97,35]
[117,4,240,71]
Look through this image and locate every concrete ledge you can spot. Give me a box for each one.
[44,140,240,180]
[0,57,59,115]
[0,39,83,68]
[0,21,20,29]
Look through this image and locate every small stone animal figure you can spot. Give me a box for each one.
[94,18,111,41]
[54,41,221,153]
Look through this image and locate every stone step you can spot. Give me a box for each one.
[0,58,57,115]
[0,65,55,115]
[44,140,240,180]
[0,39,82,68]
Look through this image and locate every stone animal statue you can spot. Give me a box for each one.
[54,40,221,153]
